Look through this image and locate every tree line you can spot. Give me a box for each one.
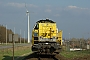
[0,25,27,43]
[63,38,90,49]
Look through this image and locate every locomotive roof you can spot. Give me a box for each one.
[36,19,55,23]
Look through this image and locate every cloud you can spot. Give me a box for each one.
[68,5,78,9]
[6,2,38,8]
[7,2,25,8]
[45,9,52,13]
[67,5,88,10]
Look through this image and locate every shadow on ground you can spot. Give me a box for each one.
[22,52,38,60]
[2,53,32,60]
[2,53,69,60]
[2,55,20,60]
[22,52,61,60]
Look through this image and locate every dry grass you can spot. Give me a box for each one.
[0,45,32,60]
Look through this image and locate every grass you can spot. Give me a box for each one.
[0,43,12,46]
[0,46,32,60]
[0,43,30,46]
[60,50,90,58]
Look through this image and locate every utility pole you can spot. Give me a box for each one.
[14,27,15,44]
[12,34,14,60]
[6,25,7,45]
[20,29,21,44]
[24,31,25,43]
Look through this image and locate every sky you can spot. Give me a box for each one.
[0,0,90,39]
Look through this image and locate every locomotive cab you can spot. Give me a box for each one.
[31,19,62,55]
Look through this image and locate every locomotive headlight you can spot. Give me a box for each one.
[39,36,43,41]
[45,43,48,44]
[52,37,56,41]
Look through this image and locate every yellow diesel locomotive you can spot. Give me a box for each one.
[31,18,62,55]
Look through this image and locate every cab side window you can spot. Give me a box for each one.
[34,24,39,29]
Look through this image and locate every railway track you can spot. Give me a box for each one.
[23,52,67,60]
[38,54,58,60]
